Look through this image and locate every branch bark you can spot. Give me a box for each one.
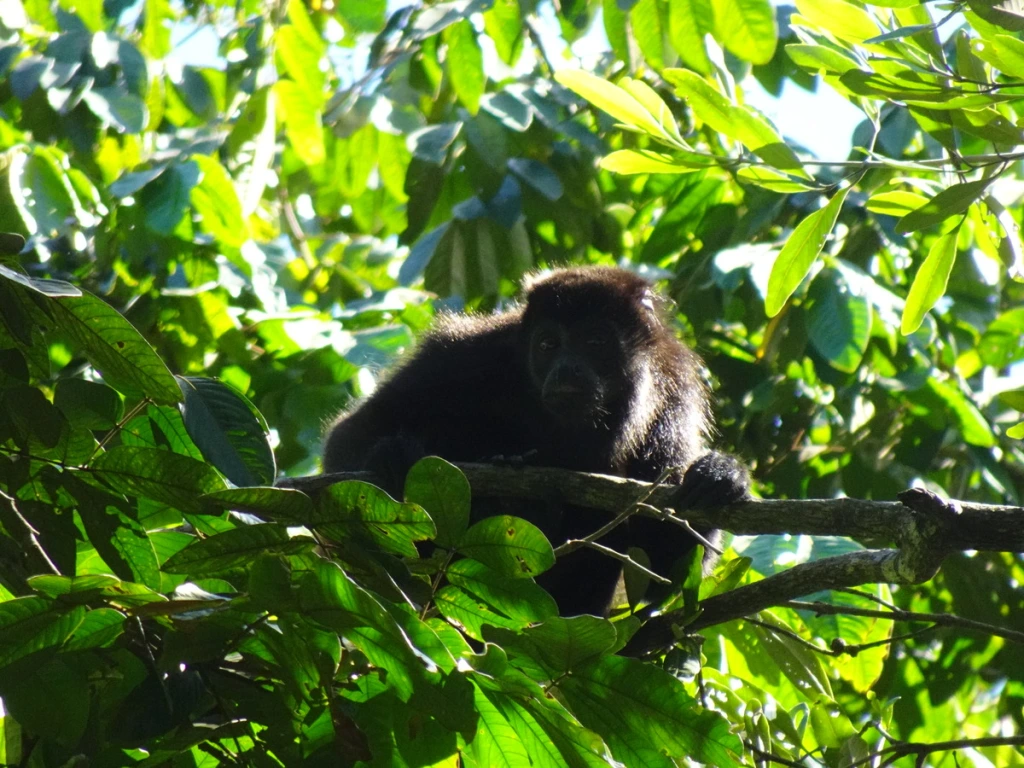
[278,464,1024,552]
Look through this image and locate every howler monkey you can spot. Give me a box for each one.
[323,267,748,616]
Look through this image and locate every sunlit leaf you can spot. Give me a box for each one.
[766,185,851,316]
[901,226,960,334]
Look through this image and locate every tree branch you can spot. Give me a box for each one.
[278,464,1024,552]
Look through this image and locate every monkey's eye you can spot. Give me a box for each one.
[538,337,558,352]
[587,334,609,346]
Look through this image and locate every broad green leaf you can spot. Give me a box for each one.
[555,70,675,144]
[807,270,871,372]
[457,515,555,578]
[201,487,314,522]
[620,78,683,144]
[991,33,1024,77]
[48,291,181,404]
[750,613,833,698]
[276,0,326,97]
[435,586,523,641]
[766,185,851,316]
[632,0,666,70]
[866,190,929,217]
[316,481,435,558]
[189,156,246,248]
[6,147,87,236]
[484,0,524,66]
[896,179,989,233]
[141,0,172,58]
[177,376,276,487]
[663,69,808,176]
[795,0,880,42]
[601,149,711,175]
[785,43,861,74]
[447,558,557,623]
[558,654,743,767]
[466,679,533,766]
[92,446,227,514]
[901,226,960,334]
[669,0,713,74]
[444,20,484,114]
[1008,422,1024,438]
[275,79,325,166]
[54,378,123,430]
[809,701,858,748]
[163,524,313,575]
[926,378,996,447]
[712,0,778,65]
[404,457,470,549]
[980,308,1024,367]
[0,598,85,669]
[300,559,431,700]
[81,88,146,133]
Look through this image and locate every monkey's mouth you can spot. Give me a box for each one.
[542,391,604,425]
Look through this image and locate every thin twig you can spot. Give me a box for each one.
[784,600,1024,644]
[574,541,672,584]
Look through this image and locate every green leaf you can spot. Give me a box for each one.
[632,0,666,70]
[54,378,123,430]
[896,179,989,233]
[444,19,485,114]
[750,613,834,698]
[0,598,85,669]
[483,0,523,66]
[669,0,713,74]
[140,162,200,235]
[404,457,470,549]
[555,70,676,144]
[558,654,743,767]
[275,79,325,166]
[1007,421,1024,439]
[300,559,431,700]
[163,523,313,575]
[601,149,711,175]
[736,166,816,193]
[785,43,861,74]
[925,378,996,447]
[663,69,808,176]
[712,0,778,65]
[795,0,880,42]
[92,446,227,514]
[901,226,960,335]
[435,586,523,641]
[189,156,246,248]
[316,481,435,558]
[807,270,871,372]
[201,487,314,522]
[766,185,851,316]
[177,376,276,487]
[457,515,555,578]
[81,87,147,133]
[447,558,557,623]
[47,291,181,404]
[866,190,930,217]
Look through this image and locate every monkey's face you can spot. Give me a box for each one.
[527,318,629,426]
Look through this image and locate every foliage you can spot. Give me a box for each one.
[0,0,1023,765]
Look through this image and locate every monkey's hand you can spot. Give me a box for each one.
[673,451,750,510]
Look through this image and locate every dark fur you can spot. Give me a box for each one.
[324,267,748,615]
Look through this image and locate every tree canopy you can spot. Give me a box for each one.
[0,0,1023,765]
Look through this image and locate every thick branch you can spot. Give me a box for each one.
[279,464,1024,552]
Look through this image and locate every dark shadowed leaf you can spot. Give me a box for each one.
[177,376,276,487]
[92,446,226,513]
[163,524,313,575]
